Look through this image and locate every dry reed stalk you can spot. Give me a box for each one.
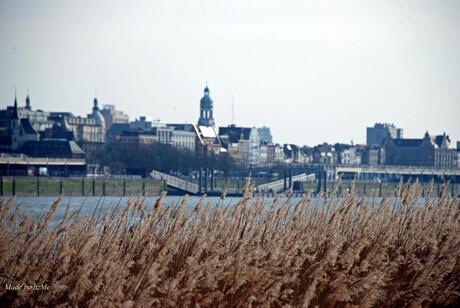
[0,184,459,307]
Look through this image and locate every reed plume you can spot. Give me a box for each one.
[0,184,459,307]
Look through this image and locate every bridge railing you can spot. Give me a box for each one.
[257,173,315,192]
[335,165,460,176]
[0,156,86,165]
[150,170,199,194]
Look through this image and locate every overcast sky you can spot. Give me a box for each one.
[1,0,459,145]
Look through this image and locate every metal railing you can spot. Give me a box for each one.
[0,156,86,166]
[150,170,199,194]
[257,173,315,193]
[335,165,460,176]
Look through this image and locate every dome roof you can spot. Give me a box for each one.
[200,95,213,108]
[200,86,213,108]
[90,97,105,127]
[91,110,105,126]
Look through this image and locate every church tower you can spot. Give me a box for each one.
[198,85,215,126]
[25,94,31,110]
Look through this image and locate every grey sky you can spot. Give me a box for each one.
[1,0,459,145]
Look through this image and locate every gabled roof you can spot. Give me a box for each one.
[315,143,334,153]
[198,126,217,138]
[20,119,37,135]
[301,146,314,155]
[284,144,300,157]
[392,138,423,147]
[21,139,85,158]
[433,134,450,148]
[193,125,220,145]
[69,140,85,155]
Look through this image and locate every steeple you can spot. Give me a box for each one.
[90,96,105,129]
[25,89,31,110]
[198,84,215,126]
[12,91,19,119]
[93,97,99,111]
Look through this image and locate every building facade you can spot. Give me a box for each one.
[156,127,173,144]
[101,104,129,132]
[249,128,260,166]
[171,130,196,151]
[266,144,276,164]
[383,132,458,168]
[218,125,251,144]
[237,140,250,166]
[366,148,383,166]
[367,123,403,147]
[118,130,157,144]
[48,98,105,145]
[0,96,40,152]
[0,95,53,133]
[341,147,361,165]
[259,144,268,165]
[130,116,152,130]
[313,143,337,165]
[258,127,273,144]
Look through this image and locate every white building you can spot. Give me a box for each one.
[274,144,285,163]
[156,126,173,144]
[249,127,260,166]
[259,144,268,165]
[238,140,250,166]
[101,104,129,132]
[341,147,361,165]
[172,130,196,151]
[51,98,106,144]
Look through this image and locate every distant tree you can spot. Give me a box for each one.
[97,142,237,176]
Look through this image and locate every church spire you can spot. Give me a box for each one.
[25,88,31,110]
[198,83,215,126]
[93,97,99,110]
[12,90,19,119]
[14,87,17,107]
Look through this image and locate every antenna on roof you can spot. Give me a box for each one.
[94,84,98,97]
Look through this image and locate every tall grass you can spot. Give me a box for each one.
[0,182,459,307]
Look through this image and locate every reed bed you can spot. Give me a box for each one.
[0,182,459,307]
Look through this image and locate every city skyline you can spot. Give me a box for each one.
[1,0,460,145]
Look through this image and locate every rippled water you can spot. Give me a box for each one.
[4,195,438,227]
[6,195,293,226]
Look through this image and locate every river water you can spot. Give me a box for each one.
[5,195,301,226]
[3,195,442,227]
